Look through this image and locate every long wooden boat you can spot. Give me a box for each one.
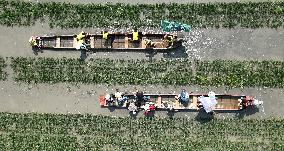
[33,32,183,52]
[99,92,262,112]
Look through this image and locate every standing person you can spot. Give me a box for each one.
[29,36,43,55]
[76,31,88,60]
[128,102,138,115]
[102,30,111,48]
[132,28,140,48]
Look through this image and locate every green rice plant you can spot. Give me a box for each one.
[9,57,284,88]
[0,57,7,80]
[0,1,284,28]
[0,112,283,150]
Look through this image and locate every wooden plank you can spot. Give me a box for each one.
[90,37,95,48]
[94,37,103,48]
[175,98,180,109]
[157,97,162,108]
[55,37,60,48]
[141,37,146,48]
[190,96,198,109]
[125,36,128,48]
[73,38,77,47]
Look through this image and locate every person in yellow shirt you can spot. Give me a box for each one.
[76,31,87,47]
[102,30,111,48]
[29,36,43,55]
[132,28,140,48]
[75,31,88,60]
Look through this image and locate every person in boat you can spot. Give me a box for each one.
[29,36,43,55]
[105,93,114,106]
[197,102,203,110]
[134,91,144,108]
[178,89,189,104]
[76,31,87,49]
[161,101,168,108]
[76,31,89,60]
[162,101,174,112]
[136,91,144,102]
[132,28,140,48]
[128,102,138,115]
[143,102,155,115]
[144,38,157,48]
[164,34,174,48]
[115,89,128,106]
[102,30,113,48]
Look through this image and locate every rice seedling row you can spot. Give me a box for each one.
[0,112,283,150]
[1,1,284,28]
[0,56,7,80]
[10,57,284,88]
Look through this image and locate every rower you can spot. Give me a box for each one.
[134,90,144,108]
[105,93,114,106]
[115,89,123,101]
[102,30,111,48]
[76,31,87,50]
[128,102,138,115]
[179,89,189,104]
[29,36,42,55]
[76,31,88,60]
[144,38,157,48]
[132,28,140,48]
[135,91,143,102]
[164,34,173,48]
[115,89,127,105]
[143,102,155,116]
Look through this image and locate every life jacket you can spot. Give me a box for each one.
[133,31,138,41]
[29,36,38,46]
[103,31,109,39]
[76,31,86,44]
[30,39,37,46]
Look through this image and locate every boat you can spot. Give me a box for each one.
[30,32,183,52]
[99,91,263,113]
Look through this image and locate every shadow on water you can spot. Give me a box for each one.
[144,111,156,118]
[129,111,138,119]
[107,106,116,112]
[145,46,188,60]
[195,110,214,124]
[163,46,188,58]
[145,50,157,61]
[235,107,260,119]
[167,110,176,119]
